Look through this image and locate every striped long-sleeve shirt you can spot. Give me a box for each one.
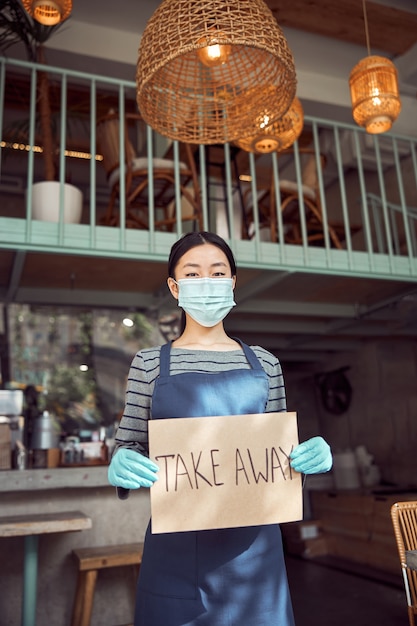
[114,345,287,456]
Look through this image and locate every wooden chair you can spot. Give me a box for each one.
[391,501,417,626]
[244,148,343,248]
[97,111,202,231]
[71,542,143,626]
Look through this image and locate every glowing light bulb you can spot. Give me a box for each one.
[371,88,381,107]
[207,44,221,62]
[197,30,232,68]
[259,114,270,129]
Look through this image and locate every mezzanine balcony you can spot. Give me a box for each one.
[1,55,417,360]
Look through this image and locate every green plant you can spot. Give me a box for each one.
[42,364,101,427]
[121,312,153,344]
[0,0,69,181]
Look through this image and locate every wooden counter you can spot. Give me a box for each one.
[310,489,417,575]
[0,466,109,493]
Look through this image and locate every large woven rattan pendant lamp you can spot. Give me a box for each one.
[349,0,401,134]
[22,0,72,25]
[234,95,304,154]
[136,0,297,144]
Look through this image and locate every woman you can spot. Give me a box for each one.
[108,231,332,626]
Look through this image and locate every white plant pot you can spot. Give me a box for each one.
[31,181,83,223]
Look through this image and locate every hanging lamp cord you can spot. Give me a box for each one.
[362,0,371,56]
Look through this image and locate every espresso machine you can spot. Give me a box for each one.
[22,385,60,468]
[0,389,24,469]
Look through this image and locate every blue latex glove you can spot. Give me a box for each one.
[290,436,333,474]
[108,448,159,489]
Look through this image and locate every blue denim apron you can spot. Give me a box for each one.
[135,341,295,626]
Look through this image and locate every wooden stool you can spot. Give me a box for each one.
[71,542,143,626]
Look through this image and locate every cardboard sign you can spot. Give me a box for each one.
[149,411,302,534]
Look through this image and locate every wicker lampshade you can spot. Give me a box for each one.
[349,55,401,134]
[136,0,297,144]
[234,96,304,154]
[22,0,72,25]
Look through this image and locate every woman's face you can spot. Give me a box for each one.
[167,243,235,299]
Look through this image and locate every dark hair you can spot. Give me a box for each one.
[168,232,237,337]
[168,231,237,278]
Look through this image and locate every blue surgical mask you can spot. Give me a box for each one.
[175,277,236,327]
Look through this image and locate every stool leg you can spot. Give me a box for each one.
[22,534,39,626]
[80,570,98,626]
[71,569,98,626]
[132,564,140,582]
[127,565,140,619]
[71,571,86,626]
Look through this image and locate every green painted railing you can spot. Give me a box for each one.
[1,56,417,281]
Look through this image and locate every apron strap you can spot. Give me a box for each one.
[233,338,264,370]
[159,341,172,377]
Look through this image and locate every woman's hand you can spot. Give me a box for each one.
[290,436,332,474]
[108,448,159,489]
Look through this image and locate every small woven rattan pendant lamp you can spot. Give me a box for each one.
[349,0,401,134]
[234,95,304,154]
[136,0,297,144]
[22,0,72,25]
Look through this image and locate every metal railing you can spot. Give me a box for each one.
[1,56,417,280]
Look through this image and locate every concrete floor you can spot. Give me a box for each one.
[286,555,408,626]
